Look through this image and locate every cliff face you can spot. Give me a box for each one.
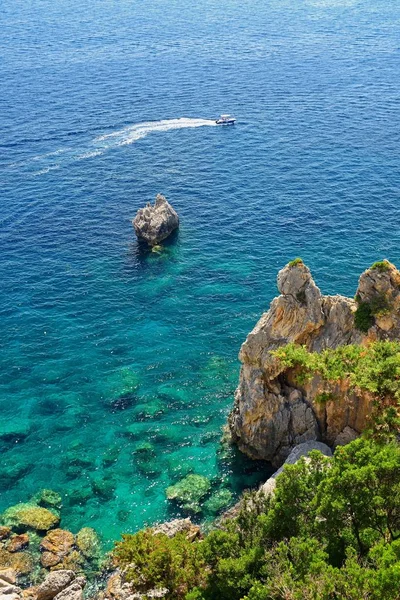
[229,260,400,467]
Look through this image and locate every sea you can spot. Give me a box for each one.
[1,0,400,546]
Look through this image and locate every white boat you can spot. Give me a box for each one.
[215,114,236,125]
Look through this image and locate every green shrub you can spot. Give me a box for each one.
[354,300,374,332]
[272,341,400,436]
[371,260,391,273]
[288,257,303,268]
[113,530,206,599]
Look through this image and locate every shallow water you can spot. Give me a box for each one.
[1,0,400,545]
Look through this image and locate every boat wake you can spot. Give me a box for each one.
[7,118,217,176]
[95,118,217,146]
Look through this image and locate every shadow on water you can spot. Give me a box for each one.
[221,443,274,496]
[123,228,180,275]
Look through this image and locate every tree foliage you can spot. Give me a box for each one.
[112,437,400,600]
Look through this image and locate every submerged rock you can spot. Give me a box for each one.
[229,259,400,466]
[5,535,29,553]
[204,489,233,514]
[166,474,210,514]
[75,528,101,559]
[31,490,62,511]
[133,194,179,246]
[2,504,59,533]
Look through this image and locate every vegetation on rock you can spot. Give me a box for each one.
[370,259,391,272]
[288,257,303,267]
[272,340,400,437]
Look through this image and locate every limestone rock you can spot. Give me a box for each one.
[0,530,11,541]
[152,519,200,541]
[333,426,358,448]
[53,583,83,600]
[261,441,332,495]
[229,260,400,466]
[36,570,75,600]
[0,570,17,585]
[133,194,179,246]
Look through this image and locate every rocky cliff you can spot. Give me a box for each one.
[229,259,400,467]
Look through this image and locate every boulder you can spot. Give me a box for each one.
[152,519,200,541]
[40,529,74,558]
[36,571,75,600]
[53,583,83,600]
[229,259,400,466]
[261,441,332,495]
[5,535,29,553]
[133,194,179,246]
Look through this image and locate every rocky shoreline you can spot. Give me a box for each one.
[3,259,399,598]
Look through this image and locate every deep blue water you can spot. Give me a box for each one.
[1,0,400,545]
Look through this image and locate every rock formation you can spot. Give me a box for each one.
[133,194,179,246]
[229,259,400,467]
[260,441,332,496]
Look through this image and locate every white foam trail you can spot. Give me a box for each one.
[13,117,217,176]
[77,150,104,160]
[95,118,217,147]
[32,165,60,176]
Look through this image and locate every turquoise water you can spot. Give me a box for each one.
[1,0,400,544]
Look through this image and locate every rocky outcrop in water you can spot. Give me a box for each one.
[229,259,400,467]
[133,194,179,246]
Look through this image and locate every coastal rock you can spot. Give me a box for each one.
[52,582,83,600]
[261,441,332,496]
[5,535,29,554]
[229,259,400,466]
[152,519,200,541]
[133,194,179,246]
[0,550,33,576]
[40,530,75,560]
[36,570,75,600]
[0,570,16,585]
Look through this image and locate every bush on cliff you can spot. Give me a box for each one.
[272,340,400,438]
[113,437,400,600]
